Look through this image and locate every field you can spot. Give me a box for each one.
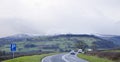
[77,54,113,62]
[0,40,75,52]
[0,34,116,53]
[2,53,55,62]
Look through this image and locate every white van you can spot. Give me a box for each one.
[78,49,83,53]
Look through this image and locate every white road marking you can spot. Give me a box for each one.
[42,53,88,62]
[62,54,88,62]
[62,54,70,62]
[42,56,52,62]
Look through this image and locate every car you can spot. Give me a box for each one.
[70,50,76,55]
[70,52,76,55]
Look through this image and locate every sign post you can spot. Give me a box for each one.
[11,44,16,59]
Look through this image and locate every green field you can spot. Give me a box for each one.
[1,34,111,53]
[77,54,113,62]
[3,53,55,62]
[0,40,75,52]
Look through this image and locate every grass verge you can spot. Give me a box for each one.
[77,54,113,62]
[2,53,55,62]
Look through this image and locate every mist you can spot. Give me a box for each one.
[0,0,120,37]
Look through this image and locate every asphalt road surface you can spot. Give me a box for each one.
[42,53,88,62]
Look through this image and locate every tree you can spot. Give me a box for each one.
[24,44,37,48]
[75,40,88,51]
[91,42,97,51]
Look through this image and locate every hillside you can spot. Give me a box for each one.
[0,34,118,52]
[97,34,120,46]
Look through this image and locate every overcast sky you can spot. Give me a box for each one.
[0,0,120,37]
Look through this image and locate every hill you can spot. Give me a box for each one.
[98,35,120,46]
[0,34,118,52]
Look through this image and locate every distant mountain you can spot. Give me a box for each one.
[0,33,41,41]
[0,34,40,46]
[96,34,117,37]
[100,35,120,46]
[50,34,117,49]
[0,34,118,52]
[5,33,40,38]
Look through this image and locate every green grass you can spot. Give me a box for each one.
[3,53,55,62]
[77,54,113,62]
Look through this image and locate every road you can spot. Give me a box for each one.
[42,53,88,62]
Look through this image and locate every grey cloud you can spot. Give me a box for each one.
[0,0,120,37]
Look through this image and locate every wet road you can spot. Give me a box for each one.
[42,53,88,62]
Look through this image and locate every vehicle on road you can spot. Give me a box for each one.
[70,50,76,55]
[78,49,83,53]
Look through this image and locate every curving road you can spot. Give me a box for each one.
[42,53,88,62]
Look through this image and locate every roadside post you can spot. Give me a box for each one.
[11,44,16,59]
